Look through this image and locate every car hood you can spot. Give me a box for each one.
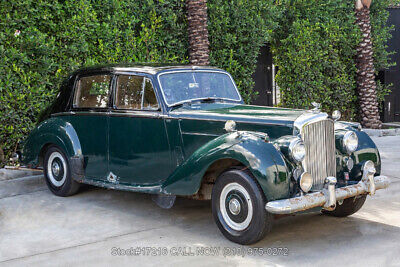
[169,103,306,127]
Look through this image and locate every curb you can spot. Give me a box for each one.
[362,128,400,137]
[0,174,45,199]
[0,168,43,181]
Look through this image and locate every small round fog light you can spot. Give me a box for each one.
[345,157,354,171]
[298,172,313,193]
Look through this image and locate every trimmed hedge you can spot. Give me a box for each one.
[0,0,277,165]
[270,0,396,120]
[0,0,396,165]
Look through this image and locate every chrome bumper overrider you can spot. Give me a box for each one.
[265,175,390,214]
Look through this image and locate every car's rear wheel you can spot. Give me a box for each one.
[322,195,367,217]
[212,168,272,245]
[43,146,80,197]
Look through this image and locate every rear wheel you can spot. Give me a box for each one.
[212,168,272,245]
[322,195,367,217]
[43,146,80,197]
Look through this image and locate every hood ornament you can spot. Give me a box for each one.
[311,102,321,113]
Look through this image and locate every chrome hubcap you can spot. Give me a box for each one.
[47,151,67,187]
[220,183,253,231]
[228,198,241,215]
[52,162,60,176]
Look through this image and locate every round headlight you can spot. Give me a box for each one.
[343,131,358,153]
[289,138,306,162]
[298,172,313,193]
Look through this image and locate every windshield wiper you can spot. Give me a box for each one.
[198,97,224,103]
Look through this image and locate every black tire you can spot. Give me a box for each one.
[322,195,367,217]
[43,146,80,197]
[211,168,272,245]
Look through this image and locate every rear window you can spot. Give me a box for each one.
[73,75,111,108]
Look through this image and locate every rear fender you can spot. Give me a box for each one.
[21,117,84,180]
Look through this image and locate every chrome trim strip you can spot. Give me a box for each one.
[109,112,161,119]
[82,179,163,194]
[265,175,390,214]
[157,70,243,107]
[52,111,163,119]
[181,132,220,137]
[52,111,108,117]
[172,116,292,127]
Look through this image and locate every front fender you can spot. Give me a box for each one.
[21,117,83,169]
[162,132,289,201]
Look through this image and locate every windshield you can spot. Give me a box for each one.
[158,71,242,106]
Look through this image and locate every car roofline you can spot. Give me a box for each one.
[71,64,224,76]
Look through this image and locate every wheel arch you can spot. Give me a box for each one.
[21,118,83,170]
[162,132,291,202]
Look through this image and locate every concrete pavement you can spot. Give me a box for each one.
[0,136,399,266]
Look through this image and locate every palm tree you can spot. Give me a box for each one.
[186,0,210,65]
[355,0,382,128]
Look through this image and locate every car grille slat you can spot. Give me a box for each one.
[302,120,336,191]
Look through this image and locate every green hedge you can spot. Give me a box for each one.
[270,0,396,120]
[0,0,276,165]
[0,0,396,165]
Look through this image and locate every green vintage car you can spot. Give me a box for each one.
[21,64,389,244]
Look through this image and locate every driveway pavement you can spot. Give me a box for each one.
[0,136,399,267]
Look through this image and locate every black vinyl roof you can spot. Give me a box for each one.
[72,63,223,76]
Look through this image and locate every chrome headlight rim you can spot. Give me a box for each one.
[343,131,358,154]
[289,138,306,162]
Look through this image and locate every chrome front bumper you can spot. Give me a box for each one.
[265,175,390,214]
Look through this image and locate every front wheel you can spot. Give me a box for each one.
[212,168,272,245]
[43,146,80,197]
[322,195,367,217]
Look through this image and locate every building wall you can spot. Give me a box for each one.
[383,8,400,122]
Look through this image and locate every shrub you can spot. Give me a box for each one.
[269,0,396,120]
[0,0,395,165]
[0,0,273,165]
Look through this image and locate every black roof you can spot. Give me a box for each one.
[72,63,223,76]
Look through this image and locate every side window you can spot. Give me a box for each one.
[73,75,111,108]
[142,78,158,110]
[115,75,159,110]
[115,75,143,109]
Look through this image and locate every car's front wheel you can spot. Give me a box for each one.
[43,146,80,197]
[212,168,272,245]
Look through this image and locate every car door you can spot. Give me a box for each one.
[69,73,111,181]
[108,74,173,186]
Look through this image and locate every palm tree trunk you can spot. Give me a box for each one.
[355,0,382,129]
[186,0,210,65]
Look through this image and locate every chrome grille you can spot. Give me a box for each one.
[302,119,336,191]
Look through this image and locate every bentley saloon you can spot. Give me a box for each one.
[21,64,389,244]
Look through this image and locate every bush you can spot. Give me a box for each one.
[0,0,188,165]
[0,0,273,165]
[269,0,395,120]
[0,0,395,165]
